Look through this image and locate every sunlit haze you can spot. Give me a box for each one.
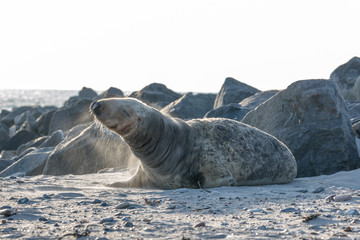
[0,0,359,93]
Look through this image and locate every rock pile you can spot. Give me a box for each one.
[1,57,360,178]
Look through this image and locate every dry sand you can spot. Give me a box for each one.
[1,168,360,239]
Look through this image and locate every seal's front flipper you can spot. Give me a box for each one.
[106,166,157,188]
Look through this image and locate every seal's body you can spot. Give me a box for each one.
[91,98,297,189]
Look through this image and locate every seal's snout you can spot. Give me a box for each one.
[90,101,101,116]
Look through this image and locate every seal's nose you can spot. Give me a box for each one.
[90,101,101,116]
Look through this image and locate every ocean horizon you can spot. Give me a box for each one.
[0,89,80,111]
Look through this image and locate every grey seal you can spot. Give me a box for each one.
[90,97,297,189]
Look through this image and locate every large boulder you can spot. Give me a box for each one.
[239,90,279,109]
[0,147,54,177]
[98,87,124,99]
[330,57,360,100]
[242,79,360,177]
[213,77,260,109]
[205,103,250,121]
[0,123,10,145]
[0,160,13,172]
[79,87,98,99]
[129,83,181,108]
[36,109,57,135]
[0,130,38,152]
[16,130,64,155]
[161,93,216,120]
[42,123,139,175]
[48,98,93,134]
[0,106,34,127]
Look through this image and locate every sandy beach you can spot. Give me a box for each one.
[1,168,359,239]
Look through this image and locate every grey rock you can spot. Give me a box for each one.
[18,197,29,204]
[161,93,216,120]
[79,87,98,99]
[43,123,138,175]
[39,130,64,148]
[345,209,360,215]
[0,208,14,217]
[0,147,54,177]
[39,217,47,221]
[0,130,38,152]
[123,221,133,227]
[48,98,93,134]
[280,207,300,214]
[330,57,360,100]
[248,209,265,213]
[193,222,206,228]
[0,123,10,145]
[116,202,131,209]
[129,83,181,108]
[353,121,360,138]
[16,136,48,155]
[213,77,260,109]
[12,107,53,135]
[98,87,124,99]
[92,199,102,204]
[36,109,56,136]
[0,150,16,160]
[0,109,10,119]
[204,103,250,121]
[0,106,33,127]
[239,90,279,109]
[56,192,85,198]
[100,217,114,224]
[42,194,51,199]
[242,79,360,177]
[206,234,228,239]
[312,187,325,193]
[348,102,360,120]
[296,189,308,193]
[0,160,13,172]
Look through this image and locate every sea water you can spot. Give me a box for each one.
[0,89,78,111]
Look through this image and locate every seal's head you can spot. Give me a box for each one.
[90,98,150,136]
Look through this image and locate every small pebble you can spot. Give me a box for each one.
[39,217,47,222]
[257,225,267,230]
[18,197,29,204]
[43,194,51,200]
[194,222,206,228]
[312,187,325,193]
[122,217,130,221]
[0,206,12,209]
[280,207,300,214]
[325,195,335,202]
[345,209,360,215]
[100,202,108,207]
[100,217,114,224]
[0,209,13,217]
[57,192,85,198]
[206,234,227,239]
[92,199,102,204]
[333,194,352,202]
[123,221,133,227]
[116,202,131,209]
[296,189,308,193]
[166,204,176,209]
[248,209,265,213]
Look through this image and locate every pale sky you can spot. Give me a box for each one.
[0,0,359,93]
